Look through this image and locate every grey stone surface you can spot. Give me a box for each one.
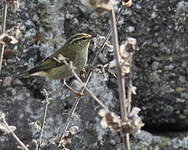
[0,0,188,150]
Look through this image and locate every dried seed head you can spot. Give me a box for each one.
[122,107,144,135]
[0,34,18,45]
[81,0,119,14]
[99,109,121,132]
[122,0,133,7]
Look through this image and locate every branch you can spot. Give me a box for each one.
[38,89,51,149]
[90,5,123,70]
[109,6,130,150]
[56,72,93,146]
[69,62,109,112]
[0,113,29,150]
[0,1,8,79]
[56,54,109,112]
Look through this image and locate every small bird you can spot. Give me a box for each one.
[19,33,93,80]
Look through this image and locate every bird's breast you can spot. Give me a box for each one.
[73,48,88,72]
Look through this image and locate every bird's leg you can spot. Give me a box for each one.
[62,79,83,98]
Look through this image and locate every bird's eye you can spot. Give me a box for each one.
[82,37,87,40]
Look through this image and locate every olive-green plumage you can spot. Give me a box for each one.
[19,33,92,79]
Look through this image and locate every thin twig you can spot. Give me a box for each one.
[0,1,8,78]
[90,5,123,70]
[56,65,110,146]
[39,89,50,149]
[2,1,7,34]
[127,59,133,113]
[2,115,29,150]
[109,7,130,150]
[57,72,93,144]
[110,7,126,121]
[69,62,109,112]
[57,54,109,112]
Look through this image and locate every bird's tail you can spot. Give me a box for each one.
[16,67,39,78]
[16,66,47,79]
[16,71,31,78]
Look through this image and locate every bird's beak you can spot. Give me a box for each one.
[91,34,97,38]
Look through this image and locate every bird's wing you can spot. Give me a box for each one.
[23,48,76,77]
[35,49,76,72]
[18,46,77,78]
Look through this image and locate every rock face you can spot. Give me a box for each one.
[0,0,188,150]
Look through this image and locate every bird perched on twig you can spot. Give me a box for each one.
[19,33,93,80]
